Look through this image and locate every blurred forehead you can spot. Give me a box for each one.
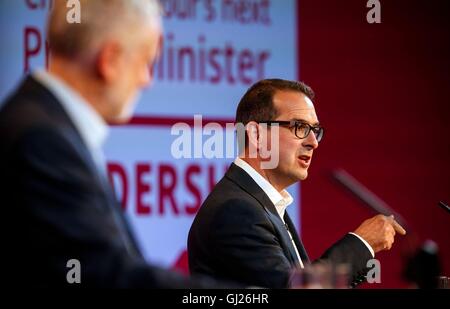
[273,90,319,124]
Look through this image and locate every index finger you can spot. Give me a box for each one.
[390,218,406,235]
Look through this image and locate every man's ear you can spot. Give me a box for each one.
[96,41,123,83]
[246,121,260,157]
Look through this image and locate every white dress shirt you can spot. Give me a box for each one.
[234,157,305,267]
[234,157,375,267]
[33,70,109,174]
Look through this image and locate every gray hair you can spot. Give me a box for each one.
[47,0,162,59]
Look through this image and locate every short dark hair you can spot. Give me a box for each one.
[235,78,315,125]
[235,79,315,149]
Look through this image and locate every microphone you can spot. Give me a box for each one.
[331,168,408,230]
[438,201,450,214]
[331,169,448,288]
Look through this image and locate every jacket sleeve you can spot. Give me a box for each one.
[315,233,373,287]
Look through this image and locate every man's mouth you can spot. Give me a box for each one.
[298,155,311,168]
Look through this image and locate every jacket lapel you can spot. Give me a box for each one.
[225,163,306,267]
[284,213,310,264]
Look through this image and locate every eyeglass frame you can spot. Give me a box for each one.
[256,120,324,142]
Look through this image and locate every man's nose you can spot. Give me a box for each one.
[302,131,319,150]
[140,65,152,88]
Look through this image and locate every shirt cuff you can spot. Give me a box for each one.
[348,232,375,258]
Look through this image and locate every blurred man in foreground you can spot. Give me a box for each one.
[0,0,232,288]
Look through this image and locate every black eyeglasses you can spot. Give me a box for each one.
[257,120,324,142]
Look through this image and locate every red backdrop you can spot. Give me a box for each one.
[299,0,450,288]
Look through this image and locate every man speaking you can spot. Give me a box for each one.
[188,79,406,288]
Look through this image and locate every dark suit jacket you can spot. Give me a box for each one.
[188,163,372,288]
[0,76,230,288]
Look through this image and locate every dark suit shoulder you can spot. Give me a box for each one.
[197,175,272,226]
[0,76,75,147]
[188,172,292,288]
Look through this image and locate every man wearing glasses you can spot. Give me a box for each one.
[188,79,406,288]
